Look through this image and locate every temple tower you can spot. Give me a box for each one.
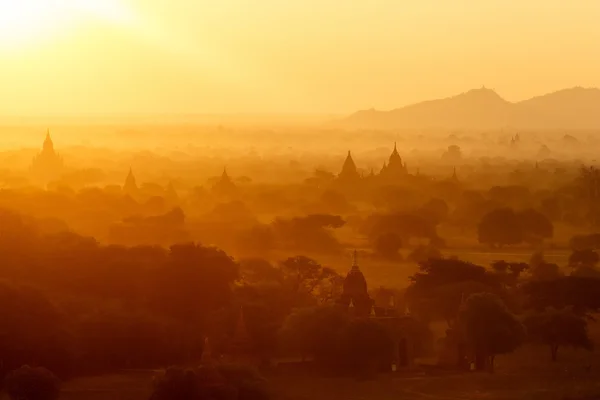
[338,151,361,183]
[123,167,138,195]
[340,250,373,317]
[30,130,64,183]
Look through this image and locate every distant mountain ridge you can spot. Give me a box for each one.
[339,87,600,130]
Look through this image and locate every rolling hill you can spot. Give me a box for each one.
[339,87,600,130]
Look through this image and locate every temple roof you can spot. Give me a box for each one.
[343,250,367,295]
[124,167,138,192]
[339,151,360,181]
[387,142,405,173]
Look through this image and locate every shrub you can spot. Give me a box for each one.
[3,366,60,400]
[150,364,270,400]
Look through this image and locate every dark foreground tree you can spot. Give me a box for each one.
[522,276,600,312]
[523,308,592,361]
[458,293,524,372]
[519,208,554,243]
[3,366,60,400]
[478,208,522,248]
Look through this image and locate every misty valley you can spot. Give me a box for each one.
[0,121,600,400]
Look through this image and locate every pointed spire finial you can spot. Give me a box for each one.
[352,249,359,270]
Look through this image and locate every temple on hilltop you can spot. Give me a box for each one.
[30,130,64,183]
[338,250,421,370]
[123,167,138,196]
[212,168,238,197]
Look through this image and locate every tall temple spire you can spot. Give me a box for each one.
[30,129,63,183]
[452,166,458,181]
[43,129,54,152]
[386,142,406,176]
[213,166,237,196]
[338,150,360,182]
[124,167,138,194]
[352,249,359,271]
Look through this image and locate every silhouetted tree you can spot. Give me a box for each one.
[522,277,600,312]
[569,249,600,270]
[478,208,523,247]
[149,243,239,352]
[577,165,600,229]
[234,224,275,256]
[419,198,449,225]
[458,293,524,372]
[407,259,501,325]
[523,308,592,362]
[0,282,73,378]
[280,256,336,305]
[491,260,529,287]
[519,208,553,243]
[529,251,563,281]
[570,234,600,251]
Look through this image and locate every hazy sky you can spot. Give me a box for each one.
[0,0,599,115]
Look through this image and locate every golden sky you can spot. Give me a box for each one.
[0,0,599,115]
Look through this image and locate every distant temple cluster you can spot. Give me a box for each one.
[338,143,410,185]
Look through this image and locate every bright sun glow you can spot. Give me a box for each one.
[0,0,131,50]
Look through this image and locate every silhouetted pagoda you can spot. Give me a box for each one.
[337,251,420,370]
[339,250,373,317]
[225,307,255,362]
[334,144,411,188]
[337,151,361,183]
[379,142,408,181]
[212,168,238,197]
[123,167,138,196]
[30,130,64,183]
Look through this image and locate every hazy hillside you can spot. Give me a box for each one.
[340,87,600,130]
